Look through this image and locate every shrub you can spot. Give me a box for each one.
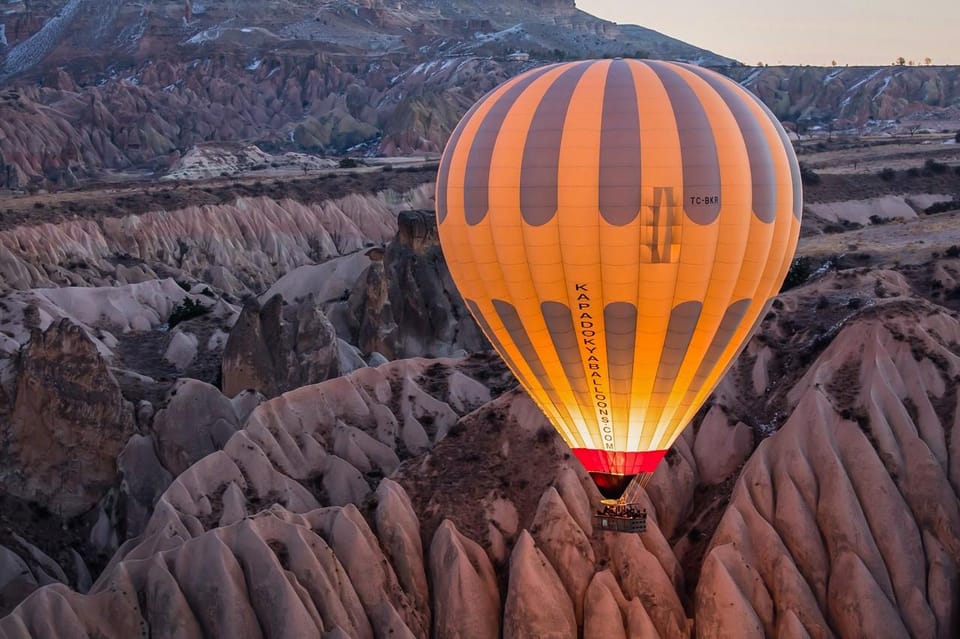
[925,200,958,214]
[781,256,814,291]
[338,157,361,169]
[168,298,209,328]
[923,158,948,175]
[955,130,960,143]
[945,245,960,259]
[799,162,821,185]
[878,167,896,181]
[906,167,920,177]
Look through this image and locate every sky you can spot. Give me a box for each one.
[576,0,959,66]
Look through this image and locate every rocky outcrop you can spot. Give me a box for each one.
[0,354,507,632]
[0,185,432,293]
[151,379,248,477]
[0,506,424,638]
[696,299,960,639]
[0,319,134,517]
[339,210,487,358]
[732,65,960,126]
[430,519,500,639]
[221,293,352,398]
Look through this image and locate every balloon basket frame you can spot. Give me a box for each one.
[595,499,646,534]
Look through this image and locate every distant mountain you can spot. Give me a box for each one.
[729,65,960,131]
[0,0,731,82]
[0,1,957,190]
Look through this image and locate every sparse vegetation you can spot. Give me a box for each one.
[168,298,209,328]
[878,167,896,181]
[535,425,554,443]
[922,159,948,176]
[925,200,958,214]
[799,163,821,185]
[781,256,814,291]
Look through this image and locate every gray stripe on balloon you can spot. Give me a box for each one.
[679,63,777,223]
[463,65,559,226]
[643,60,722,226]
[519,61,593,226]
[650,301,702,399]
[436,91,491,224]
[604,301,638,412]
[740,83,803,220]
[490,298,578,429]
[684,298,751,397]
[465,299,530,387]
[541,300,595,414]
[599,59,643,226]
[675,297,765,421]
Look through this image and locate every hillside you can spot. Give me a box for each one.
[1,1,957,192]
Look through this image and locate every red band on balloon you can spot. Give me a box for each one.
[571,449,668,475]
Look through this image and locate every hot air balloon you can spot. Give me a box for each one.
[435,58,802,532]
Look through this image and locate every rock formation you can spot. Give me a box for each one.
[338,209,487,359]
[0,319,134,518]
[221,293,359,399]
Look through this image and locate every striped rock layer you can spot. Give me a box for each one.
[436,58,802,481]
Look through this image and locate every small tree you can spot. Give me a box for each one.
[924,57,933,66]
[895,56,906,66]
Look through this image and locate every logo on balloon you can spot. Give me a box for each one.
[576,283,615,449]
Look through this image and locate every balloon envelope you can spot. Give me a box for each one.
[435,59,802,497]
